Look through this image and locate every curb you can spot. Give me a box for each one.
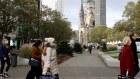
[97,51,120,67]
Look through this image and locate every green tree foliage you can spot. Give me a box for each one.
[135,0,140,34]
[113,1,139,35]
[0,0,73,43]
[90,26,107,43]
[123,1,136,20]
[40,6,73,42]
[105,28,116,42]
[56,41,73,56]
[0,0,17,36]
[90,1,140,43]
[113,20,134,33]
[14,0,38,42]
[122,1,136,32]
[73,43,83,53]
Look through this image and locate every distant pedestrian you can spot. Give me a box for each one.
[118,36,135,79]
[88,45,92,54]
[26,40,42,79]
[130,32,139,76]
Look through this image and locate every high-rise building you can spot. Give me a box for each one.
[55,0,63,15]
[79,0,106,26]
[95,0,106,26]
[42,0,56,10]
[42,0,63,15]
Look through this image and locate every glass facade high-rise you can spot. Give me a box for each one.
[55,0,63,15]
[42,0,63,15]
[95,0,106,26]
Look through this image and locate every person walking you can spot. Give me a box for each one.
[0,39,11,78]
[26,40,42,79]
[118,37,135,79]
[130,32,139,76]
[0,38,7,78]
[88,45,93,54]
[42,38,59,79]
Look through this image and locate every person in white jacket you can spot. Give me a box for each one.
[42,38,59,79]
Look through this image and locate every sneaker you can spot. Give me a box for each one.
[118,75,122,79]
[128,77,135,79]
[0,74,3,78]
[121,75,127,79]
[4,72,9,78]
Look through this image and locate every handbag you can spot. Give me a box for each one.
[28,57,40,67]
[39,75,56,79]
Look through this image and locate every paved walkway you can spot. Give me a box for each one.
[5,50,140,79]
[59,50,140,79]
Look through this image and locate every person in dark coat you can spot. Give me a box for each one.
[119,36,135,79]
[0,38,10,78]
[88,45,92,54]
[130,32,139,76]
[0,40,11,78]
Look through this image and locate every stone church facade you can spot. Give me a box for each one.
[79,0,106,46]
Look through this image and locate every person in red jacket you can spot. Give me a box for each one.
[119,36,135,79]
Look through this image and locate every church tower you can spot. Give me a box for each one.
[79,0,86,45]
[79,0,96,46]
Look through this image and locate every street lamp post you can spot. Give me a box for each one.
[35,0,40,10]
[35,0,40,38]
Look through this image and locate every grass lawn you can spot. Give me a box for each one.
[106,50,119,59]
[107,51,140,59]
[138,54,140,58]
[111,56,118,59]
[106,51,119,54]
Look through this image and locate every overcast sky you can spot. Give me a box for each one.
[42,0,138,30]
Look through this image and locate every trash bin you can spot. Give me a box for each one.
[11,52,17,67]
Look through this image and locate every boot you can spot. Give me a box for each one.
[118,75,127,79]
[118,75,122,79]
[121,75,127,79]
[128,77,134,79]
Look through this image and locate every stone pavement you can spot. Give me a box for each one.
[5,50,140,79]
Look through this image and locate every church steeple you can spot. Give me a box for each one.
[80,0,84,17]
[81,0,84,11]
[80,0,85,27]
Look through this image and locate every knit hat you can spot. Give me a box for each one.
[47,37,55,43]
